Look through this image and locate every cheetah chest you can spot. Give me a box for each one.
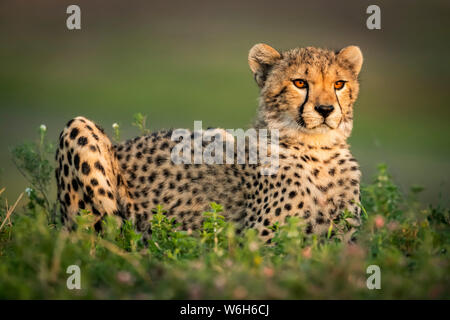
[261,147,361,233]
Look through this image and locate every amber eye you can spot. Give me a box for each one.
[334,80,346,90]
[293,79,308,89]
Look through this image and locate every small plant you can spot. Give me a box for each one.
[112,122,121,143]
[0,188,23,238]
[362,163,402,218]
[119,219,143,252]
[74,209,97,232]
[148,205,198,260]
[11,124,56,222]
[201,202,227,252]
[132,113,151,135]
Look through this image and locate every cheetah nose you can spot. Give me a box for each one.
[315,105,334,118]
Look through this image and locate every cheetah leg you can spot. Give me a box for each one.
[55,116,130,230]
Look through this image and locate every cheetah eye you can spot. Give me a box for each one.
[293,79,308,89]
[334,80,346,90]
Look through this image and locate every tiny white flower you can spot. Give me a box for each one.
[40,124,47,132]
[112,123,119,130]
[25,187,32,196]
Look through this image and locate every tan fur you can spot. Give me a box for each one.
[55,44,364,242]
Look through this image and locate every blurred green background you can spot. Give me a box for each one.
[0,0,449,205]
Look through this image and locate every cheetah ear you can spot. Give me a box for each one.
[337,46,363,75]
[248,43,281,88]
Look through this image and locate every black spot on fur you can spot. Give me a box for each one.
[95,124,105,134]
[81,162,90,175]
[66,119,75,127]
[78,200,85,209]
[69,128,79,140]
[275,208,281,216]
[78,136,88,146]
[94,161,105,175]
[71,179,79,191]
[86,186,94,198]
[64,193,71,206]
[155,155,167,166]
[316,217,325,224]
[83,193,92,204]
[160,142,169,150]
[74,154,80,170]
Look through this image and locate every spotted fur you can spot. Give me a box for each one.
[55,44,364,242]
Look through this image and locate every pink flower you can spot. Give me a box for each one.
[116,271,134,285]
[233,286,248,299]
[263,267,274,278]
[302,247,312,259]
[374,215,385,229]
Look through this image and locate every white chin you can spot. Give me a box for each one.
[305,123,332,134]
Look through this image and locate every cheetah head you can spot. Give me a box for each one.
[249,44,363,145]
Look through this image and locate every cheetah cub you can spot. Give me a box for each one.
[55,44,363,243]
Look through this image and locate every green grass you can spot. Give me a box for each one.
[0,126,448,299]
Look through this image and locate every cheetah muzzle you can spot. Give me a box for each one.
[55,44,364,243]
